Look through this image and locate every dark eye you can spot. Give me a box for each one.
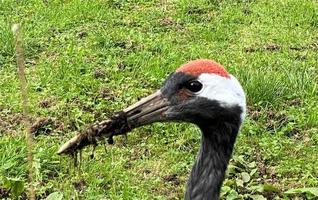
[184,80,203,93]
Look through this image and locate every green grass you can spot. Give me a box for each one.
[1,0,318,199]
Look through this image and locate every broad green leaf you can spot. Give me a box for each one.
[11,180,24,197]
[226,190,239,200]
[249,184,264,193]
[221,186,232,194]
[221,185,232,197]
[247,161,257,169]
[249,194,267,200]
[45,192,64,200]
[241,172,251,183]
[1,177,25,197]
[236,178,244,187]
[227,164,239,175]
[2,176,11,188]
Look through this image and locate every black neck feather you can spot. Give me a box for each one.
[184,120,240,200]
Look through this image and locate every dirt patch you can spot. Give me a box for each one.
[284,127,301,138]
[244,44,281,53]
[11,113,24,124]
[49,27,60,35]
[255,149,266,181]
[93,68,106,79]
[113,40,137,50]
[265,109,289,131]
[293,130,312,143]
[98,88,114,100]
[242,7,252,15]
[30,117,53,136]
[287,98,301,106]
[163,173,180,186]
[0,113,24,134]
[123,161,133,169]
[244,47,258,53]
[247,105,262,121]
[0,188,10,199]
[267,110,288,124]
[77,31,87,39]
[0,119,8,133]
[265,44,280,51]
[290,39,318,51]
[159,18,176,26]
[117,62,126,70]
[143,148,151,157]
[39,99,51,108]
[53,120,66,132]
[158,18,183,30]
[73,179,86,191]
[142,169,151,174]
[151,186,182,200]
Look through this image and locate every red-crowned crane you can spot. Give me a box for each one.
[117,59,246,199]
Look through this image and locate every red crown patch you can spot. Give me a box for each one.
[176,59,230,78]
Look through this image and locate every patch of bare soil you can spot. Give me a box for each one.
[0,188,10,199]
[30,117,53,136]
[265,110,289,131]
[287,98,301,106]
[254,149,267,180]
[73,179,86,191]
[265,44,280,51]
[93,68,106,79]
[159,18,175,26]
[0,113,24,134]
[117,62,126,70]
[244,47,258,53]
[38,99,51,108]
[163,173,180,186]
[77,31,87,39]
[123,161,133,169]
[244,44,281,52]
[290,39,318,51]
[158,18,183,30]
[247,105,262,121]
[246,41,318,52]
[142,169,151,174]
[39,100,50,108]
[113,40,137,50]
[98,88,115,100]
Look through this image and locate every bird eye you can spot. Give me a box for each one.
[184,80,203,93]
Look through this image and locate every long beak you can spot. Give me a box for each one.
[57,90,171,155]
[123,90,170,129]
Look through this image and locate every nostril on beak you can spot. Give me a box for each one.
[130,109,142,116]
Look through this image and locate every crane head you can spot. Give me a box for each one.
[124,59,246,130]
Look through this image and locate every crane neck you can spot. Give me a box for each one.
[184,122,239,200]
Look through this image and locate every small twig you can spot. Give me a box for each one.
[12,24,36,200]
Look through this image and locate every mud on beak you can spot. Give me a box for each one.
[124,90,170,129]
[57,90,171,155]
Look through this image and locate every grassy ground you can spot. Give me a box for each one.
[1,0,318,199]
